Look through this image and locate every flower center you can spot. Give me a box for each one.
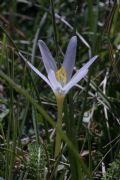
[56,66,67,86]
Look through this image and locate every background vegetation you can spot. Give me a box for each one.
[0,0,120,179]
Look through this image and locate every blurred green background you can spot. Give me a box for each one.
[0,0,120,179]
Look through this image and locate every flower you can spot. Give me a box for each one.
[19,36,98,98]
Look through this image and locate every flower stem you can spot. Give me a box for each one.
[55,96,64,158]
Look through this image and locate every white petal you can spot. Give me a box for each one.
[63,55,98,93]
[63,36,77,81]
[63,69,88,93]
[38,40,57,74]
[48,69,62,92]
[80,55,98,71]
[19,52,52,88]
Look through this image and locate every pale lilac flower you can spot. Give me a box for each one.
[19,36,98,97]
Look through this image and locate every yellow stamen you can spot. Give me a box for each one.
[56,66,67,86]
